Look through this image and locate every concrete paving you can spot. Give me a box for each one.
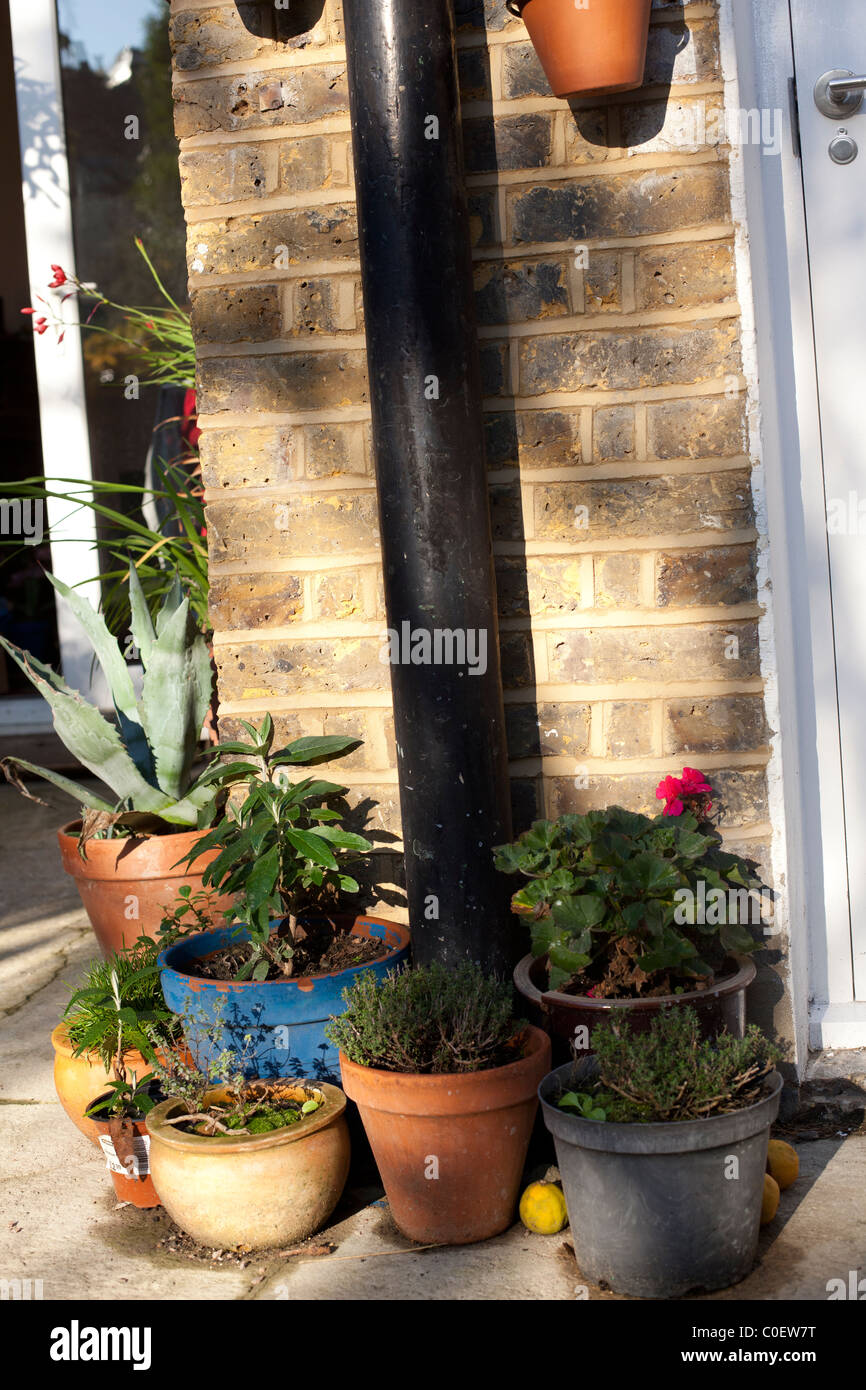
[1,783,864,1302]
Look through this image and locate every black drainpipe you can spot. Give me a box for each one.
[342,0,515,974]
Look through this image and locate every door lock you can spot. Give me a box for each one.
[815,69,866,119]
[829,130,858,164]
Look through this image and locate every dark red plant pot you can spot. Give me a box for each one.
[514,953,757,1063]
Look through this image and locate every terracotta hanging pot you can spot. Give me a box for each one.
[339,1026,552,1245]
[57,821,235,957]
[507,0,652,100]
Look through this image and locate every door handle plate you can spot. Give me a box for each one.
[815,69,865,119]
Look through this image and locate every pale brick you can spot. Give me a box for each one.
[191,285,281,344]
[198,349,368,414]
[485,409,583,470]
[200,426,296,489]
[647,396,747,460]
[474,257,571,327]
[209,572,303,631]
[664,695,770,754]
[635,241,735,312]
[656,545,757,607]
[605,701,653,758]
[548,621,761,684]
[187,206,358,278]
[508,166,730,246]
[520,321,741,395]
[594,553,641,608]
[206,492,379,563]
[593,405,635,461]
[179,145,271,208]
[506,702,591,760]
[216,637,389,701]
[535,470,753,542]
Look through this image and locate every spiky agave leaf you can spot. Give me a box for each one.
[140,595,210,801]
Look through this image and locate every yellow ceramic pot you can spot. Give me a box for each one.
[146,1082,350,1250]
[51,1023,152,1147]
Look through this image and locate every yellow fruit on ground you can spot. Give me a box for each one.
[761,1172,780,1225]
[519,1181,568,1235]
[767,1139,799,1190]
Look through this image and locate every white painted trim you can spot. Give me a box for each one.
[8,0,105,702]
[725,0,861,1056]
[810,1003,866,1052]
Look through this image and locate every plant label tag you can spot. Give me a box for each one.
[98,1133,151,1178]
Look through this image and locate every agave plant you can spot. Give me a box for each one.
[0,567,215,831]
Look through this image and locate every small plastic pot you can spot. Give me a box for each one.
[89,1094,161,1210]
[507,0,652,99]
[539,1061,782,1297]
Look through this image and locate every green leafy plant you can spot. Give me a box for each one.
[556,1007,779,1124]
[64,941,175,1072]
[325,961,525,1074]
[0,567,215,832]
[185,716,372,980]
[494,782,763,997]
[150,996,322,1135]
[86,1073,160,1122]
[557,1090,608,1122]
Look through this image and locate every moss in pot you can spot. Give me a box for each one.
[494,767,764,1054]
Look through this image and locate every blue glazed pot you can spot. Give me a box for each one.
[159,914,410,1081]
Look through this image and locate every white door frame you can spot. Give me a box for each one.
[725,0,865,1051]
[7,0,105,707]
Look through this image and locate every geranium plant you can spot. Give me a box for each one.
[493,767,763,997]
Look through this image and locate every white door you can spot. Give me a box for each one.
[790,1,866,1003]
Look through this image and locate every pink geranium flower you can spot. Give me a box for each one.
[656,774,684,817]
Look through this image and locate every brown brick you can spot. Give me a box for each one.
[463,114,553,174]
[278,136,333,194]
[489,484,524,542]
[593,405,635,461]
[200,426,296,489]
[468,190,498,249]
[563,110,611,165]
[216,637,388,701]
[458,46,493,103]
[187,206,358,278]
[219,710,323,749]
[500,41,549,100]
[170,5,274,73]
[496,556,584,619]
[173,64,350,138]
[508,165,730,245]
[605,701,653,758]
[506,702,591,760]
[520,321,740,395]
[291,278,341,335]
[548,621,761,684]
[320,710,391,772]
[645,19,721,86]
[209,572,303,631]
[198,349,368,414]
[304,421,369,478]
[656,545,757,607]
[546,766,769,828]
[485,409,583,470]
[474,257,571,326]
[664,695,770,755]
[594,553,641,608]
[646,396,747,460]
[500,632,535,688]
[480,341,509,397]
[339,784,403,838]
[206,492,379,564]
[534,470,753,542]
[313,570,365,620]
[179,145,272,208]
[191,285,281,344]
[635,241,735,311]
[583,250,621,313]
[619,95,726,156]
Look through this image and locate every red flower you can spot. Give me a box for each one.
[33,317,49,335]
[49,264,67,288]
[20,307,35,316]
[681,766,712,795]
[181,387,201,450]
[656,775,684,817]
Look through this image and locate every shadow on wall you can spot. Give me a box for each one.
[237,1,327,44]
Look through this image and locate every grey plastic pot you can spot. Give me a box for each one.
[539,1061,782,1298]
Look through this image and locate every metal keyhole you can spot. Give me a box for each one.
[829,129,858,164]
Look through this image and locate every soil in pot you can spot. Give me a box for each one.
[515,952,756,1063]
[540,1059,782,1298]
[339,1025,552,1246]
[193,914,388,982]
[146,1081,350,1250]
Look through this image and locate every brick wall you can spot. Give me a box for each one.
[169,0,777,1017]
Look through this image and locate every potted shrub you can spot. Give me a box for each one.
[159,718,410,1081]
[506,0,652,100]
[146,1012,350,1251]
[538,1007,783,1297]
[0,568,232,954]
[327,961,552,1245]
[494,768,760,1059]
[71,957,175,1208]
[54,931,178,1147]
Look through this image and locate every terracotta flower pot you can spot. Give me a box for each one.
[339,1026,552,1246]
[146,1082,350,1250]
[514,953,757,1064]
[89,1098,161,1209]
[51,1023,152,1148]
[57,821,235,956]
[508,0,652,99]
